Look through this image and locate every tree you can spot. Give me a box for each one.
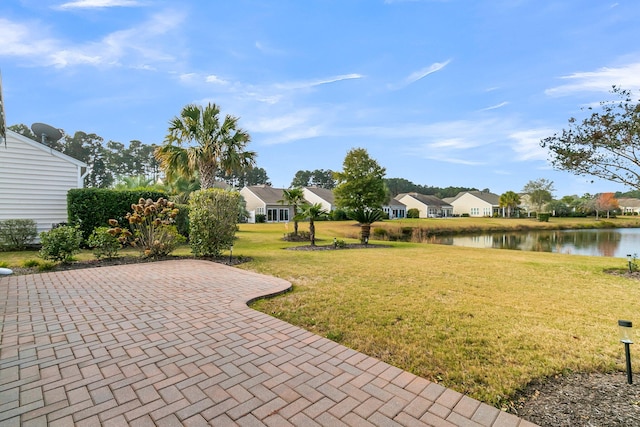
[499,191,521,218]
[156,103,256,189]
[522,178,555,212]
[333,148,387,211]
[189,189,241,256]
[595,192,619,219]
[295,203,327,246]
[219,166,271,188]
[348,208,383,244]
[291,169,335,189]
[541,87,640,190]
[279,188,305,236]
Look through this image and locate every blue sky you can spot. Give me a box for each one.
[2,0,640,197]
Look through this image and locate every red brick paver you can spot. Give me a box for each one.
[0,260,538,426]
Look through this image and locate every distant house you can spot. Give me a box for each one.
[383,198,407,219]
[302,187,335,212]
[618,198,640,215]
[396,193,453,218]
[240,185,294,223]
[445,191,501,217]
[0,130,88,235]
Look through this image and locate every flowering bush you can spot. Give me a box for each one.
[109,197,184,258]
[88,226,121,259]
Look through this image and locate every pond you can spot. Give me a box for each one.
[428,228,640,259]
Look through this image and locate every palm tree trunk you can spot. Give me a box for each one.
[309,220,316,246]
[360,224,371,244]
[199,164,217,190]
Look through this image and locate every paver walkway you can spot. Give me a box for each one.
[0,260,537,426]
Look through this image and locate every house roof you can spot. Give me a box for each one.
[388,197,406,208]
[618,198,640,208]
[304,186,334,204]
[449,190,500,206]
[243,185,286,204]
[398,193,452,207]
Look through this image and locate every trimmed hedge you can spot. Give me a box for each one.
[68,188,166,240]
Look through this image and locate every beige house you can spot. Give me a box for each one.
[444,191,501,217]
[618,198,640,214]
[0,129,88,234]
[396,193,453,218]
[240,185,294,223]
[302,187,335,212]
[383,198,407,219]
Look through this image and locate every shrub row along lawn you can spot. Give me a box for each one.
[238,220,638,408]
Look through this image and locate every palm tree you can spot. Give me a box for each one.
[279,188,305,236]
[348,208,383,243]
[113,175,156,190]
[155,103,256,189]
[295,203,327,246]
[499,191,521,218]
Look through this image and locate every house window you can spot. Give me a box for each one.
[470,207,480,216]
[483,208,491,216]
[256,207,265,215]
[267,208,289,222]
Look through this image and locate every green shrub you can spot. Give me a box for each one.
[22,259,41,268]
[189,189,240,257]
[461,213,470,218]
[372,227,388,239]
[0,219,37,251]
[174,203,190,240]
[407,208,420,219]
[0,261,8,268]
[537,213,550,222]
[255,214,266,223]
[38,261,56,271]
[39,225,83,263]
[88,227,121,259]
[68,188,166,241]
[109,197,182,258]
[335,239,347,248]
[329,209,349,221]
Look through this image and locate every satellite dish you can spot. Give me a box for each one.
[31,122,63,146]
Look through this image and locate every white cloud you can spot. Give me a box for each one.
[205,75,228,85]
[546,62,640,96]
[0,10,185,68]
[480,101,509,111]
[404,59,451,85]
[509,129,554,161]
[274,73,363,91]
[56,0,143,10]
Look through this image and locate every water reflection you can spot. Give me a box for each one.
[430,229,640,258]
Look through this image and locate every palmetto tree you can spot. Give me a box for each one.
[348,208,383,243]
[499,191,521,218]
[155,103,256,190]
[295,203,327,246]
[279,188,306,235]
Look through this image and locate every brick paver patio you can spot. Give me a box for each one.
[0,260,537,426]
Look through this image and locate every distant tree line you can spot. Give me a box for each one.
[384,177,477,198]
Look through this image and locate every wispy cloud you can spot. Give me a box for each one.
[205,75,229,85]
[55,0,143,10]
[509,129,554,161]
[0,10,184,68]
[404,59,451,85]
[546,62,640,96]
[273,73,363,91]
[480,101,509,111]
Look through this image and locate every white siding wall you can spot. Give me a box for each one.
[239,187,266,223]
[302,189,333,212]
[450,193,492,217]
[0,132,85,235]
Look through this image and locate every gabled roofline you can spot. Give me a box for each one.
[6,129,88,168]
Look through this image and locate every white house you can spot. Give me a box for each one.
[0,130,88,235]
[396,193,453,218]
[383,198,407,219]
[444,191,501,217]
[302,187,335,212]
[240,185,294,223]
[618,198,640,215]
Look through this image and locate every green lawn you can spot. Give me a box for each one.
[3,217,639,408]
[236,220,638,407]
